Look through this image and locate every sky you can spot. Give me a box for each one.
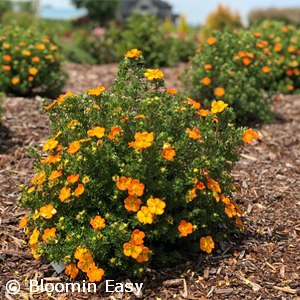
[40,0,300,25]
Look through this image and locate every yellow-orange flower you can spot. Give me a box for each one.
[214,87,225,97]
[198,109,211,117]
[144,69,164,80]
[242,128,261,143]
[137,206,154,224]
[3,55,12,62]
[124,196,142,212]
[131,229,145,245]
[43,138,58,152]
[108,126,122,141]
[242,57,251,66]
[186,97,201,109]
[42,228,56,243]
[211,100,228,114]
[19,215,28,229]
[178,220,193,237]
[67,174,80,184]
[87,126,105,138]
[201,77,211,86]
[124,48,141,59]
[128,131,154,150]
[204,64,212,70]
[39,204,57,219]
[274,43,282,52]
[2,65,11,71]
[262,66,271,73]
[207,37,217,45]
[75,184,85,197]
[128,179,145,197]
[186,127,201,139]
[136,246,150,263]
[29,67,38,75]
[200,236,215,253]
[32,56,40,62]
[11,77,20,85]
[29,228,40,245]
[77,258,95,272]
[67,141,81,155]
[186,188,197,202]
[123,242,143,259]
[90,215,106,230]
[36,44,45,50]
[225,203,237,218]
[65,264,79,279]
[87,86,105,96]
[74,246,93,261]
[49,170,62,181]
[116,176,132,191]
[166,88,177,95]
[59,187,71,202]
[87,266,105,282]
[147,197,166,215]
[162,146,176,161]
[31,170,46,185]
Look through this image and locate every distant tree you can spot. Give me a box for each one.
[72,0,119,24]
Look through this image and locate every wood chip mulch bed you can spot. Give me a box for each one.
[0,63,299,300]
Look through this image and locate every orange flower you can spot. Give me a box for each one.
[29,228,40,245]
[108,126,122,141]
[48,170,62,181]
[186,127,201,139]
[144,69,164,80]
[41,154,61,165]
[31,170,46,185]
[162,146,176,161]
[242,128,261,143]
[123,242,143,259]
[262,66,271,73]
[77,258,95,272]
[201,77,211,86]
[124,48,141,59]
[116,176,132,191]
[253,32,261,38]
[128,131,154,150]
[32,56,40,62]
[11,77,20,85]
[186,97,201,109]
[42,228,56,243]
[186,188,197,202]
[36,44,45,50]
[195,181,205,190]
[87,266,105,282]
[207,176,221,194]
[204,64,212,70]
[286,69,294,77]
[59,187,71,202]
[67,141,81,155]
[74,246,93,261]
[65,264,79,279]
[166,88,177,95]
[178,220,193,237]
[211,100,228,114]
[131,229,145,245]
[287,85,294,91]
[214,87,225,97]
[19,215,28,229]
[225,203,237,218]
[90,215,106,230]
[3,55,12,62]
[274,43,282,52]
[207,37,217,45]
[124,196,142,212]
[29,67,38,75]
[39,204,57,219]
[288,46,295,53]
[75,184,85,197]
[43,138,58,152]
[198,109,210,117]
[2,65,11,71]
[3,42,10,49]
[128,179,145,197]
[147,197,166,215]
[67,174,80,184]
[137,206,154,224]
[242,57,251,66]
[87,86,105,96]
[22,49,31,56]
[87,126,105,139]
[200,236,215,253]
[136,246,150,263]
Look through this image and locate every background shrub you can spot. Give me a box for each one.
[20,51,250,281]
[0,26,66,96]
[182,30,281,124]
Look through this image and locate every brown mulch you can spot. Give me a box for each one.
[0,63,300,300]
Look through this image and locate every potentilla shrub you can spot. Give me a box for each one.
[19,50,260,281]
[0,26,65,96]
[252,20,300,94]
[183,30,280,124]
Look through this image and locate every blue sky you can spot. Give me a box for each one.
[40,0,300,25]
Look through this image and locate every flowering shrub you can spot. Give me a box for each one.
[20,50,258,281]
[0,26,65,96]
[252,20,300,93]
[183,30,280,124]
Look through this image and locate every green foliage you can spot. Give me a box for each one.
[72,0,119,25]
[183,30,280,124]
[0,26,66,96]
[20,53,247,281]
[62,43,96,65]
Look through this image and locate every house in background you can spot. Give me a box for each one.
[118,0,178,22]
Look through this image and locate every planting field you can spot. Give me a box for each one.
[0,63,299,299]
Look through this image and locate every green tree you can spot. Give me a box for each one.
[72,0,119,24]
